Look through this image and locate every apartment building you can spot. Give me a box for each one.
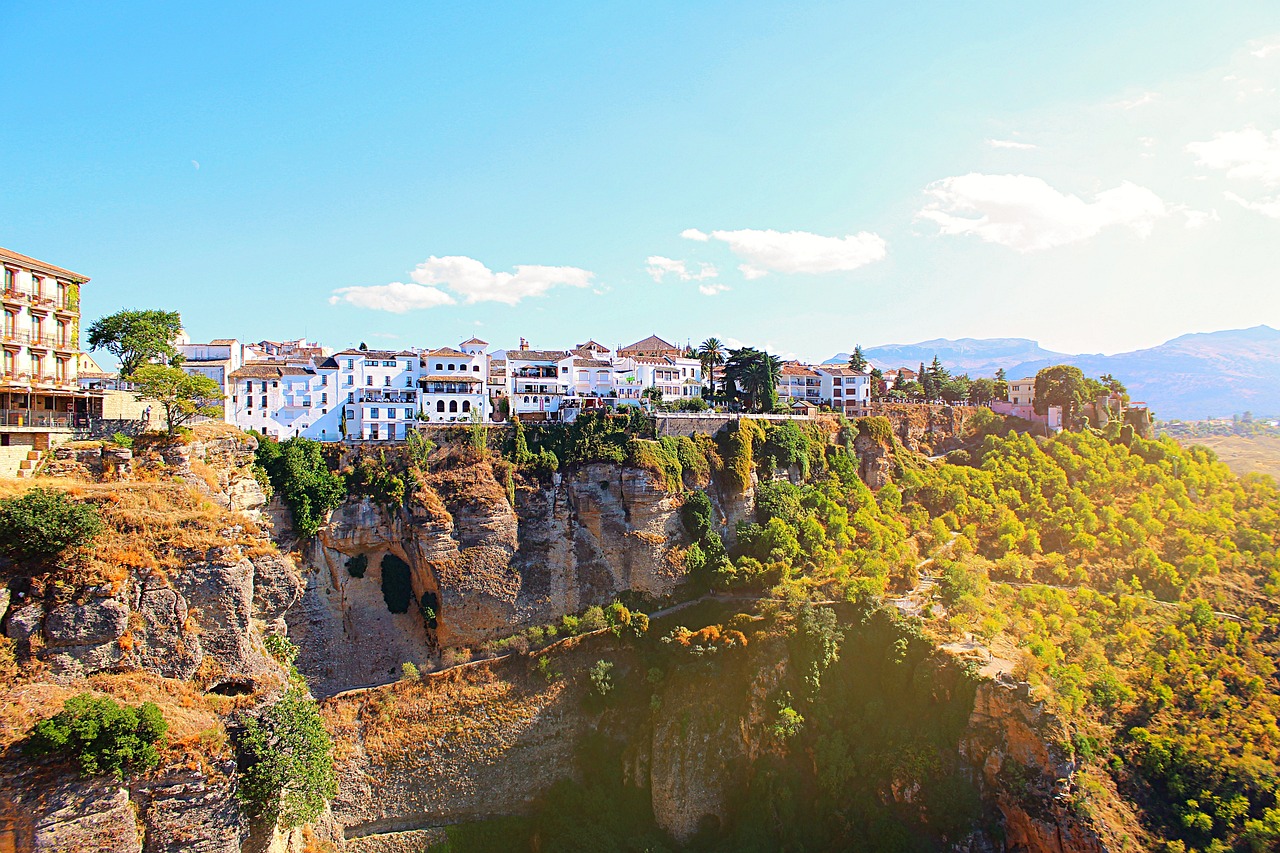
[817,366,872,416]
[1,247,95,473]
[507,345,572,421]
[177,338,244,423]
[420,338,489,423]
[777,361,823,406]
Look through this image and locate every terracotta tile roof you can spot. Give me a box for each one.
[575,339,610,352]
[229,363,312,380]
[630,356,672,365]
[0,247,90,282]
[460,337,489,346]
[421,374,483,383]
[333,349,416,359]
[315,356,339,369]
[780,361,819,376]
[619,334,677,353]
[572,358,612,368]
[507,350,570,362]
[819,366,867,376]
[208,338,238,345]
[426,347,468,357]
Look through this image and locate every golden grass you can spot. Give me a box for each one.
[1191,434,1280,481]
[0,479,274,587]
[0,671,232,775]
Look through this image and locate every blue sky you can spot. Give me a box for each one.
[3,2,1279,364]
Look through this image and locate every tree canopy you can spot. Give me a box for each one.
[86,309,183,377]
[1033,364,1087,423]
[723,347,781,413]
[131,365,223,435]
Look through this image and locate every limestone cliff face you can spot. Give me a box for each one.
[854,432,893,489]
[288,458,689,696]
[873,403,979,455]
[959,675,1118,853]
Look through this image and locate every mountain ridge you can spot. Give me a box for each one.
[827,326,1280,419]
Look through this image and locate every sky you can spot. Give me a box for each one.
[3,2,1280,365]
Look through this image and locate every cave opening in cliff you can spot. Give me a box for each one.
[380,553,413,614]
[420,590,439,629]
[206,680,254,697]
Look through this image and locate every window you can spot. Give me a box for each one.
[320,393,327,404]
[370,408,379,418]
[448,363,455,371]
[247,396,253,409]
[383,376,390,386]
[321,374,328,385]
[345,376,353,386]
[462,400,471,413]
[260,395,267,408]
[435,363,443,370]
[366,376,373,386]
[345,359,354,369]
[31,275,42,298]
[473,365,480,371]
[448,400,458,412]
[273,381,279,388]
[561,366,568,373]
[2,268,11,289]
[405,376,413,387]
[436,400,445,412]
[404,408,412,420]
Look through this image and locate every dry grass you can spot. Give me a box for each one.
[1191,434,1280,480]
[0,478,273,587]
[0,671,231,774]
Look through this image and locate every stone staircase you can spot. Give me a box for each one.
[0,447,43,479]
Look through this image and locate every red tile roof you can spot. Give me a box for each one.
[0,247,90,282]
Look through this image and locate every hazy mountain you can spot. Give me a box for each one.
[830,326,1280,420]
[827,338,1070,375]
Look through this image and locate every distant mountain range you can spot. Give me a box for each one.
[825,326,1280,420]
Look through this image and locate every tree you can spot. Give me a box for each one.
[869,366,884,396]
[698,337,726,400]
[1099,373,1129,401]
[848,345,868,372]
[86,310,183,378]
[993,368,1009,401]
[255,437,346,536]
[131,365,223,435]
[968,377,997,405]
[723,347,782,413]
[1034,365,1087,426]
[237,687,337,829]
[642,385,665,407]
[25,693,167,778]
[0,487,103,563]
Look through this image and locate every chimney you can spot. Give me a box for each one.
[519,337,529,350]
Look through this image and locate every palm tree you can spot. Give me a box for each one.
[723,347,781,413]
[698,337,726,401]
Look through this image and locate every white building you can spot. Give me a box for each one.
[817,366,872,416]
[420,339,489,423]
[228,362,341,440]
[507,346,572,421]
[777,361,822,406]
[177,338,244,423]
[333,349,422,440]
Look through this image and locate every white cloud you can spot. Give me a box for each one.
[645,255,718,282]
[1187,127,1280,186]
[1113,91,1159,109]
[987,139,1037,150]
[329,282,456,313]
[1182,208,1220,229]
[918,173,1168,251]
[1225,191,1280,218]
[330,255,594,311]
[688,228,886,277]
[1251,42,1280,60]
[698,283,730,296]
[680,228,710,242]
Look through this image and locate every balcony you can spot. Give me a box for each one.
[1,330,27,346]
[0,408,71,429]
[422,383,479,395]
[357,390,417,404]
[1,289,28,306]
[27,334,56,350]
[27,296,54,314]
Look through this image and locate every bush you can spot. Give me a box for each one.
[589,660,615,697]
[0,487,103,563]
[681,490,713,541]
[401,661,421,682]
[110,431,134,449]
[237,687,337,829]
[255,437,346,536]
[25,693,168,778]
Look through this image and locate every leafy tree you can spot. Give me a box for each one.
[0,487,103,563]
[255,436,346,535]
[25,693,167,778]
[681,490,713,541]
[236,687,337,829]
[130,365,223,435]
[848,345,868,372]
[641,385,664,407]
[698,337,726,400]
[1034,365,1087,425]
[86,309,184,377]
[968,377,997,405]
[724,347,782,413]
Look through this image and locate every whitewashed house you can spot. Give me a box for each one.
[817,366,872,416]
[420,339,489,423]
[507,345,572,421]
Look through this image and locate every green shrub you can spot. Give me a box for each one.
[236,686,336,829]
[589,660,614,697]
[255,437,346,536]
[25,693,167,778]
[110,431,134,449]
[0,487,103,563]
[856,416,894,446]
[681,490,712,541]
[627,438,682,491]
[264,634,300,669]
[401,661,421,682]
[347,455,407,507]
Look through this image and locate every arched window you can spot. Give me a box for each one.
[462,400,471,412]
[435,363,443,370]
[436,400,445,412]
[523,396,530,403]
[449,400,458,412]
[448,363,455,371]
